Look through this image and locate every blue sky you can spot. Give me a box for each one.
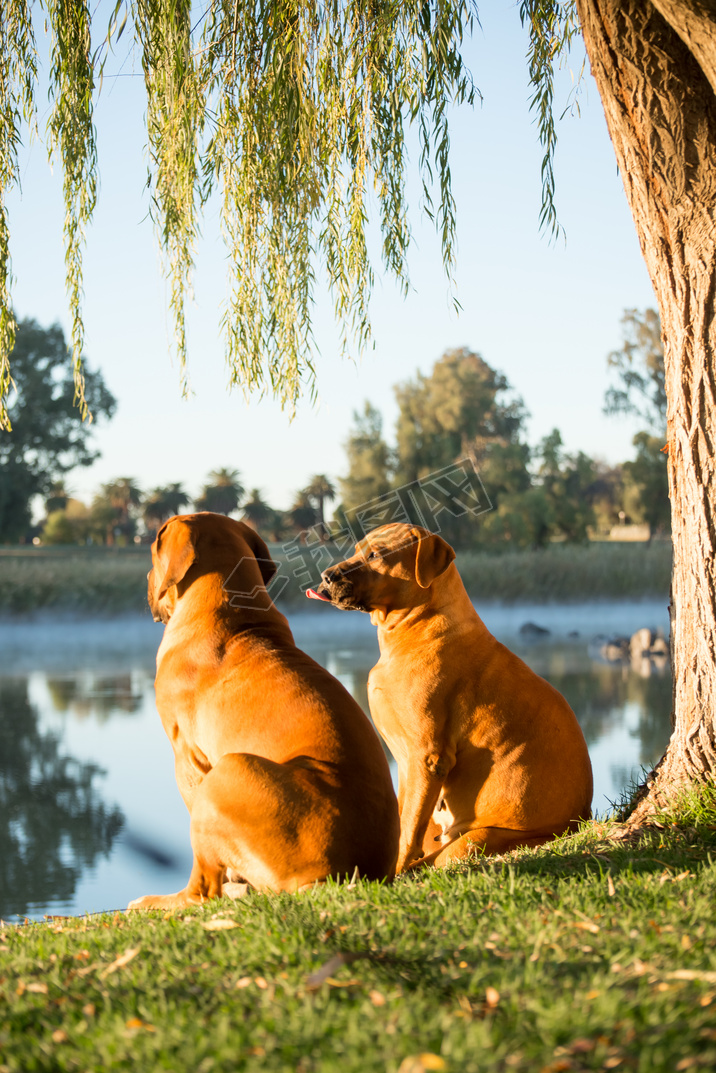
[6,3,655,510]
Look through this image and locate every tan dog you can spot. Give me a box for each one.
[128,512,399,910]
[311,523,592,871]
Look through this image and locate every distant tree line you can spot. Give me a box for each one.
[337,307,669,549]
[38,469,339,548]
[0,312,668,548]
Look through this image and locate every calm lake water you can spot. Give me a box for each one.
[0,600,672,922]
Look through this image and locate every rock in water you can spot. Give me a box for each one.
[630,627,653,659]
[519,621,551,639]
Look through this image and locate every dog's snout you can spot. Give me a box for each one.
[322,564,344,584]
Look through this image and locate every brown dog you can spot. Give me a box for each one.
[128,513,399,910]
[311,523,592,871]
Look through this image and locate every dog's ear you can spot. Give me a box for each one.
[413,530,456,589]
[237,523,278,585]
[154,518,197,600]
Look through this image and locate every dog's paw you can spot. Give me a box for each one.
[222,882,250,901]
[127,891,200,911]
[127,894,156,911]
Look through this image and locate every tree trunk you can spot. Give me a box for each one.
[575,0,716,816]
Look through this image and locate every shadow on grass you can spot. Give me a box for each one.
[418,816,716,887]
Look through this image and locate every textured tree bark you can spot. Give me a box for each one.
[575,0,716,816]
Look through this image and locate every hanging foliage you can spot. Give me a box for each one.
[0,0,36,431]
[0,1,578,428]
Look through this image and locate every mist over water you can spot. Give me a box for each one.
[0,600,671,921]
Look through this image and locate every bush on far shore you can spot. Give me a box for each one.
[0,540,672,616]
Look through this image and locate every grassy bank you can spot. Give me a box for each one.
[1,791,715,1072]
[0,541,672,615]
[453,541,671,604]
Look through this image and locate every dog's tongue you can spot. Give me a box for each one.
[306,588,331,603]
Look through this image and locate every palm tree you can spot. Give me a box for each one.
[241,489,274,533]
[143,483,190,537]
[289,491,318,539]
[93,477,142,544]
[45,480,70,515]
[195,468,244,516]
[302,474,336,530]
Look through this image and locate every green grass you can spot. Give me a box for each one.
[454,541,672,604]
[2,796,716,1073]
[0,547,151,615]
[0,540,672,615]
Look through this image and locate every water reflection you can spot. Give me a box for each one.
[0,676,124,920]
[322,639,673,813]
[45,672,144,721]
[0,604,673,919]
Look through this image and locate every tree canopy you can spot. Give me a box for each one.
[604,308,666,434]
[0,0,579,429]
[0,317,115,541]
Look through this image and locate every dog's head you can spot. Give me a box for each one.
[148,513,278,623]
[312,523,455,615]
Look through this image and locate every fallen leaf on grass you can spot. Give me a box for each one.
[235,977,252,989]
[397,1055,446,1073]
[99,947,140,979]
[667,969,716,984]
[305,951,369,991]
[125,1017,156,1032]
[607,874,616,897]
[485,987,500,1008]
[369,990,386,1006]
[51,1030,68,1044]
[22,982,48,995]
[200,919,240,931]
[75,962,101,979]
[568,1039,595,1054]
[574,921,600,935]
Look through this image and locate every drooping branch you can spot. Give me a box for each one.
[0,0,36,431]
[46,0,97,422]
[0,2,565,423]
[135,0,201,396]
[518,0,583,239]
[198,0,478,409]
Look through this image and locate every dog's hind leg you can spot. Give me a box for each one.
[185,752,346,895]
[129,751,360,910]
[408,825,560,869]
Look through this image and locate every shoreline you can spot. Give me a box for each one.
[0,597,670,672]
[0,541,672,615]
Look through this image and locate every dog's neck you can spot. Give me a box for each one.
[161,571,294,655]
[370,565,485,641]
